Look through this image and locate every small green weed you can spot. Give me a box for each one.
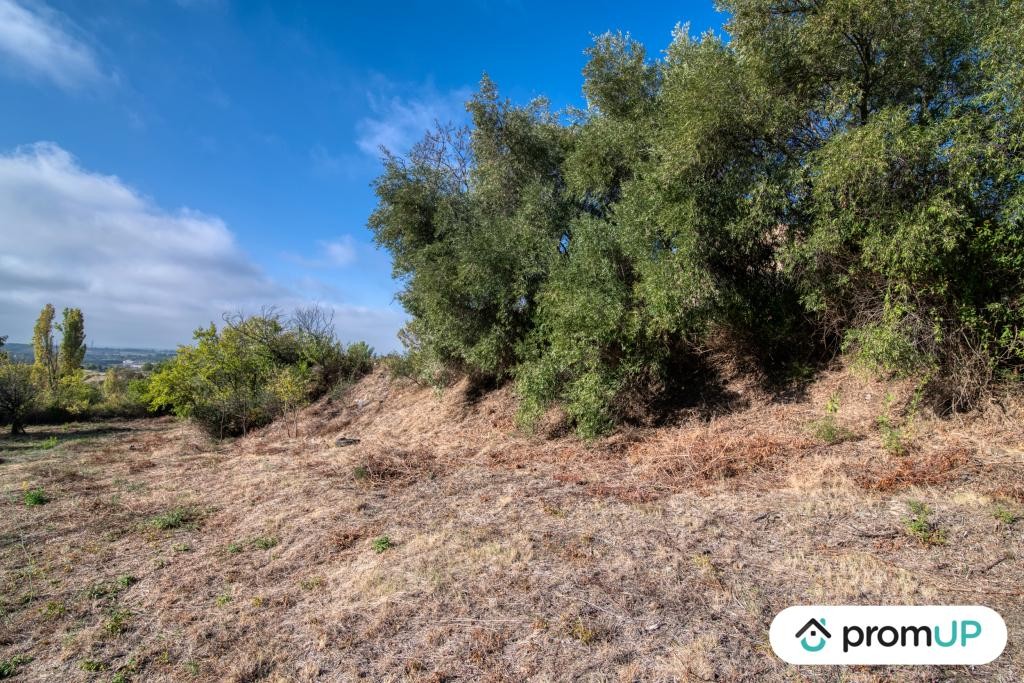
[353,465,369,481]
[103,608,131,636]
[810,416,855,445]
[42,600,66,619]
[23,488,48,506]
[227,541,243,554]
[567,616,598,645]
[371,535,394,553]
[825,390,840,415]
[904,501,947,545]
[84,581,119,600]
[810,393,854,444]
[878,416,905,454]
[38,436,59,450]
[116,574,138,589]
[994,504,1018,525]
[252,536,278,550]
[0,655,32,679]
[172,542,191,552]
[215,593,231,607]
[300,576,325,590]
[79,659,108,672]
[148,507,198,531]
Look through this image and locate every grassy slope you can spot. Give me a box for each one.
[1,369,1022,681]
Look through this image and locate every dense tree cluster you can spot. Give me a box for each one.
[369,0,1024,436]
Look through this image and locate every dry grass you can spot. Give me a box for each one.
[1,369,1022,681]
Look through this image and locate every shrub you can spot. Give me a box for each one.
[0,361,38,435]
[147,308,374,437]
[54,370,100,414]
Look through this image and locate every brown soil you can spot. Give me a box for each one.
[1,368,1022,681]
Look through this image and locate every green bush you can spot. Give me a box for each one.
[146,308,374,437]
[0,360,38,434]
[368,2,1024,435]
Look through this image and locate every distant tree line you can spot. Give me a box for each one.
[369,0,1024,436]
[1,304,374,438]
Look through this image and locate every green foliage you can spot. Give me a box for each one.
[57,307,86,377]
[23,488,48,506]
[103,608,131,636]
[252,536,278,550]
[379,352,417,380]
[876,392,916,455]
[79,659,107,672]
[38,436,58,450]
[148,507,198,531]
[32,303,58,395]
[904,501,947,545]
[810,415,854,445]
[0,360,39,434]
[42,600,66,620]
[146,307,373,437]
[993,503,1018,525]
[55,370,100,415]
[93,368,152,418]
[367,1,1024,435]
[116,574,138,589]
[371,535,395,553]
[0,655,31,679]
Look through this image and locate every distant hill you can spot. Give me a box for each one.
[2,342,174,370]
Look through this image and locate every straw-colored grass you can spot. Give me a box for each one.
[1,368,1022,680]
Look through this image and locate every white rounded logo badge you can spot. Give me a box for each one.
[769,605,1007,665]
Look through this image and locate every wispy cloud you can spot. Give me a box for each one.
[323,235,357,266]
[0,143,404,350]
[0,0,105,90]
[283,235,359,269]
[355,76,471,157]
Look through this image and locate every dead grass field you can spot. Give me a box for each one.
[1,368,1022,681]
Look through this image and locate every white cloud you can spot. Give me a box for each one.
[0,0,105,90]
[323,235,356,266]
[0,142,405,351]
[282,234,360,269]
[355,78,471,157]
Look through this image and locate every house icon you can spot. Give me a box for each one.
[796,618,831,652]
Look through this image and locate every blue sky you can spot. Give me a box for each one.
[0,0,723,351]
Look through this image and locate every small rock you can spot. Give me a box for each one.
[335,437,361,447]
